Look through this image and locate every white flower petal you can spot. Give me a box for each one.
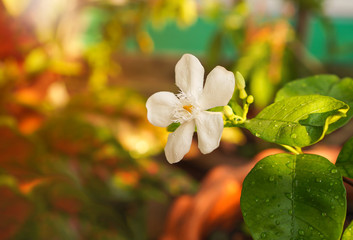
[199,66,235,110]
[146,91,179,127]
[165,120,195,164]
[175,54,204,98]
[195,111,223,154]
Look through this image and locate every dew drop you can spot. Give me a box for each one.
[291,133,297,139]
[298,229,305,236]
[265,198,270,203]
[255,198,259,202]
[331,169,338,173]
[275,220,280,225]
[261,232,267,238]
[288,210,293,215]
[274,124,278,127]
[306,188,311,193]
[322,212,327,216]
[255,133,261,137]
[269,176,275,182]
[270,214,274,218]
[334,195,339,199]
[316,178,322,183]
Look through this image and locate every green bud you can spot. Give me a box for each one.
[223,105,234,118]
[235,71,246,89]
[247,95,254,104]
[239,89,247,99]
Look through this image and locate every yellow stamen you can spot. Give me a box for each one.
[183,105,193,113]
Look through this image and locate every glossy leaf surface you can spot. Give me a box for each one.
[336,136,353,178]
[243,95,348,147]
[275,75,353,133]
[241,153,346,240]
[342,220,353,240]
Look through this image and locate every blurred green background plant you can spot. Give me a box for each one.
[0,0,353,239]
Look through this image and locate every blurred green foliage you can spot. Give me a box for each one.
[0,0,199,239]
[0,0,352,239]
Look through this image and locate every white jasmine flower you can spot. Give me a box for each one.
[146,54,235,163]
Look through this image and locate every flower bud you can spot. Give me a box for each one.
[247,95,254,104]
[223,105,234,118]
[239,89,247,99]
[235,71,246,90]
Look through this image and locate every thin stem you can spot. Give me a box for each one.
[343,177,353,188]
[242,103,249,121]
[294,146,303,154]
[281,144,301,155]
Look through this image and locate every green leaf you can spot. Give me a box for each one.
[241,153,346,240]
[275,75,353,133]
[243,95,349,148]
[342,220,353,240]
[336,136,353,178]
[166,122,180,132]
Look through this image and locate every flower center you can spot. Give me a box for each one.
[172,91,200,124]
[183,105,193,113]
